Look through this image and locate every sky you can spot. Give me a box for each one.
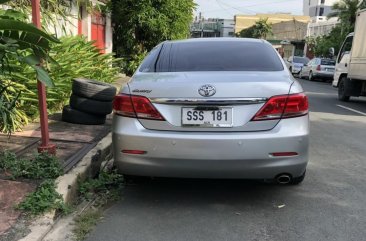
[194,0,304,19]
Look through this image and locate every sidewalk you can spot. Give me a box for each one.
[0,114,112,236]
[0,75,130,237]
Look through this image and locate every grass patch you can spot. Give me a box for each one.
[0,151,67,216]
[74,209,103,241]
[17,179,69,216]
[79,170,123,204]
[0,151,63,180]
[73,169,123,240]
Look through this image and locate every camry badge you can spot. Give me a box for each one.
[198,85,216,97]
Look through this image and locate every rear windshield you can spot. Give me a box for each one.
[293,57,309,64]
[141,41,284,72]
[321,59,336,66]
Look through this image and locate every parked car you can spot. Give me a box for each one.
[285,56,310,76]
[112,38,309,185]
[299,58,336,81]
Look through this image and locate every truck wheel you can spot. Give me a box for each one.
[338,77,351,102]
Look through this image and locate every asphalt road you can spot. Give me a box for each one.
[86,79,366,241]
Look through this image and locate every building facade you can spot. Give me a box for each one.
[38,0,113,53]
[269,20,309,59]
[234,13,310,33]
[190,18,235,38]
[217,19,235,37]
[306,17,338,37]
[303,0,337,22]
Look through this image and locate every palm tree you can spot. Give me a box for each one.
[253,18,272,39]
[327,0,362,31]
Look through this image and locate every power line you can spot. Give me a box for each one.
[201,0,298,14]
[216,0,256,14]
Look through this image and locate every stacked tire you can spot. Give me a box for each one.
[62,78,117,125]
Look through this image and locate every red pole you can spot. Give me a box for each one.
[31,0,56,155]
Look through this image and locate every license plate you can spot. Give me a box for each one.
[181,107,233,127]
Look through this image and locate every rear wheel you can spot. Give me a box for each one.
[299,71,303,79]
[309,71,314,81]
[338,77,351,102]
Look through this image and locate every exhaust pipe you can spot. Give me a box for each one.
[276,174,292,184]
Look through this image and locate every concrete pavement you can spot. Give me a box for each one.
[85,79,366,241]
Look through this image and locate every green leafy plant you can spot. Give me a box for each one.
[0,151,63,179]
[73,209,102,241]
[236,18,272,39]
[73,170,123,240]
[0,8,60,87]
[112,0,196,75]
[79,170,123,201]
[4,35,121,121]
[0,2,60,134]
[0,82,28,133]
[17,179,68,215]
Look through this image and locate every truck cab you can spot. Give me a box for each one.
[333,9,366,102]
[332,33,353,88]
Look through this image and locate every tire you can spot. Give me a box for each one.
[291,170,306,185]
[309,71,314,81]
[338,77,351,102]
[62,105,106,125]
[72,78,117,101]
[70,94,113,115]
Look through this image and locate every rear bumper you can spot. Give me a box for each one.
[112,116,309,179]
[314,71,334,79]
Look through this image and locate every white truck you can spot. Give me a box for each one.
[332,9,366,101]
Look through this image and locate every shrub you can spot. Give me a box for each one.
[0,82,28,134]
[17,179,68,215]
[2,35,121,130]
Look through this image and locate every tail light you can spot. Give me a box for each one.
[113,94,165,120]
[316,65,321,71]
[252,93,308,121]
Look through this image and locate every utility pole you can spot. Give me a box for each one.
[31,0,56,155]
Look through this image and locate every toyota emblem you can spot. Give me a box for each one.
[198,85,216,97]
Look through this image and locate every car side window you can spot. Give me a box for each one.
[338,36,353,63]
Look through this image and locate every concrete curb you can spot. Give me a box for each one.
[18,133,113,241]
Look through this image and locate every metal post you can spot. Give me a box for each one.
[31,0,56,155]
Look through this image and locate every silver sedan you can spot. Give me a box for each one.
[112,38,309,184]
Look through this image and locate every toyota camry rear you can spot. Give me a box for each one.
[112,38,309,184]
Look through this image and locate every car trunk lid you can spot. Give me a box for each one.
[126,71,293,132]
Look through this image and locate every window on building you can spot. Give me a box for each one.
[321,0,325,4]
[319,7,324,16]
